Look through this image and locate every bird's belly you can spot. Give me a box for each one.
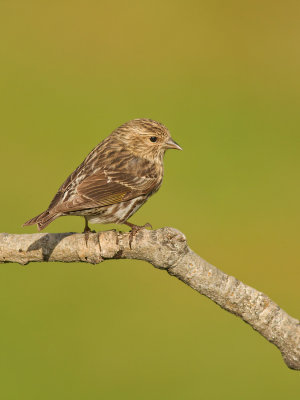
[86,196,147,225]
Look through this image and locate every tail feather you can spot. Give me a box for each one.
[23,210,60,231]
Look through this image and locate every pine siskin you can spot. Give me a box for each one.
[23,119,182,236]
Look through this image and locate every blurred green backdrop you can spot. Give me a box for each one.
[0,0,299,398]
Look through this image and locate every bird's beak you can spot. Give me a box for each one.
[165,137,182,150]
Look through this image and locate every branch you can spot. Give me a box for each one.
[0,228,299,370]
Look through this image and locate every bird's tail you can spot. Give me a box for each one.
[23,210,60,231]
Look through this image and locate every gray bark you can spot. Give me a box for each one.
[0,228,299,370]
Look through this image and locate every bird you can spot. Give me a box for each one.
[23,119,182,242]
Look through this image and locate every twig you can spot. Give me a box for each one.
[0,228,299,370]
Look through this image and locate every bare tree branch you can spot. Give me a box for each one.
[0,228,299,370]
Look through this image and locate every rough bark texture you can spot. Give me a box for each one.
[0,228,299,370]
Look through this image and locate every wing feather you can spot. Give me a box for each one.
[54,168,160,213]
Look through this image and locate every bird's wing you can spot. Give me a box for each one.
[54,169,160,213]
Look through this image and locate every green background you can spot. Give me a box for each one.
[0,1,299,398]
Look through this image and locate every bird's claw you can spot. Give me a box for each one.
[127,222,152,249]
[83,228,96,246]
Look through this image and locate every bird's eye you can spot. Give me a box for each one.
[150,136,157,143]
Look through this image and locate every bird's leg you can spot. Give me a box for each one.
[124,221,152,249]
[83,217,96,245]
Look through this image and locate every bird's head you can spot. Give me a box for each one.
[112,119,182,162]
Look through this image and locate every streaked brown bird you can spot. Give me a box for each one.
[23,119,182,238]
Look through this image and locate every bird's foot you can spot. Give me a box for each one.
[83,226,96,246]
[124,222,152,249]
